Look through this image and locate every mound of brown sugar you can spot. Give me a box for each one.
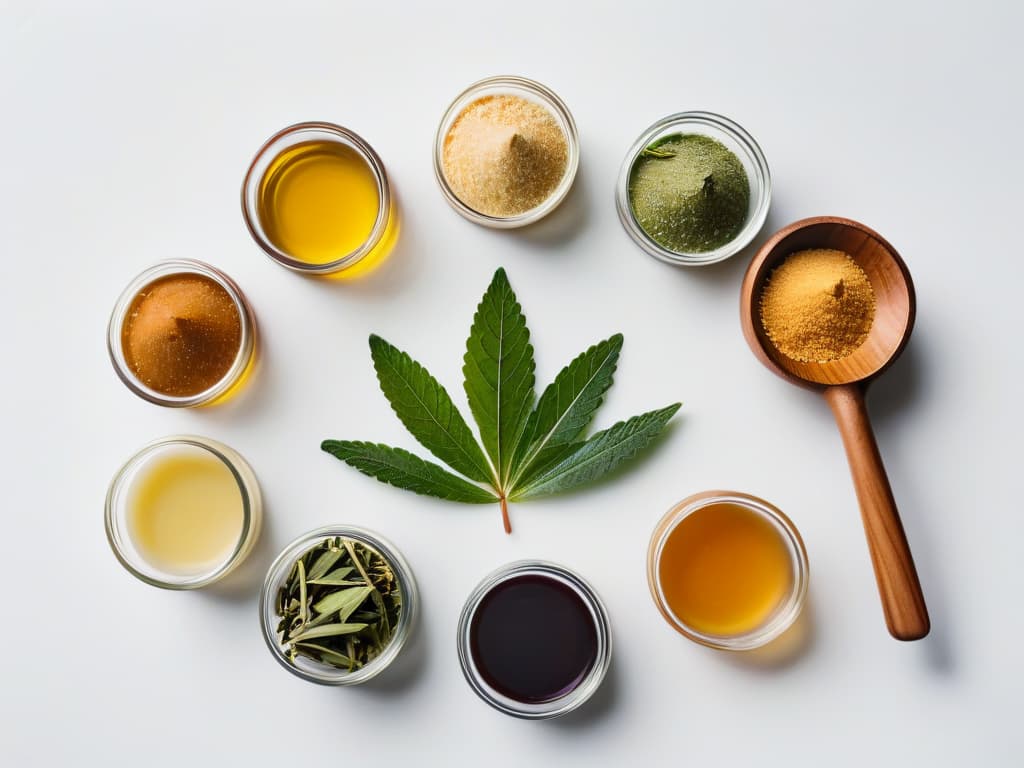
[122,273,242,397]
[759,248,876,363]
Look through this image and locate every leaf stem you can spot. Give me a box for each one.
[343,538,373,587]
[500,495,511,534]
[297,560,308,629]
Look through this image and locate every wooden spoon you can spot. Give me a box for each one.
[740,216,929,641]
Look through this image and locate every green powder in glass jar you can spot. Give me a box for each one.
[628,134,750,253]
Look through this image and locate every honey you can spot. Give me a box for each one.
[257,139,380,265]
[656,501,795,637]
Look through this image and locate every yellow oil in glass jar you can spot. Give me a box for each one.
[258,140,379,265]
[243,123,395,276]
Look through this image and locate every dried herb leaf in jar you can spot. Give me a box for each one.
[275,537,402,671]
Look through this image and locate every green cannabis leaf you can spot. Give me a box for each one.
[510,405,680,500]
[510,334,623,487]
[322,268,681,533]
[369,335,494,484]
[463,267,536,486]
[321,441,499,504]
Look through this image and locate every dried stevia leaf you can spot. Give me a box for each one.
[310,585,373,617]
[294,643,355,668]
[306,566,356,585]
[274,538,402,674]
[306,547,343,580]
[290,623,369,643]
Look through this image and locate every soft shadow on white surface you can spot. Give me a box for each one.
[197,335,273,425]
[202,504,278,602]
[682,205,788,289]
[720,594,817,673]
[514,167,591,249]
[547,651,619,730]
[867,323,925,423]
[310,193,424,302]
[867,341,956,675]
[354,605,430,695]
[635,204,787,331]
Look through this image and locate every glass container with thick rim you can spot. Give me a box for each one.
[433,75,580,229]
[242,122,393,275]
[107,259,256,408]
[616,111,771,266]
[647,490,808,650]
[105,435,263,589]
[259,525,418,686]
[457,560,612,719]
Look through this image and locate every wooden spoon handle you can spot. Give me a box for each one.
[824,384,930,640]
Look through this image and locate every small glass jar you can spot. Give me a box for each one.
[616,111,771,266]
[105,435,263,589]
[457,560,612,719]
[107,259,257,408]
[259,525,418,686]
[241,122,394,275]
[647,491,808,650]
[433,75,580,228]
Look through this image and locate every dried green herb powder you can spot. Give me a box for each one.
[628,134,750,253]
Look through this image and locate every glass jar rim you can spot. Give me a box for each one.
[432,75,580,229]
[456,560,612,719]
[258,525,418,686]
[647,491,808,650]
[104,435,262,589]
[106,259,256,408]
[615,110,772,266]
[241,121,392,274]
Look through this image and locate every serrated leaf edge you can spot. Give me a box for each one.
[369,334,496,486]
[509,403,681,500]
[508,334,623,491]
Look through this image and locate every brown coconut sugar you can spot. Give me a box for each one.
[759,248,876,363]
[442,94,568,217]
[122,273,242,397]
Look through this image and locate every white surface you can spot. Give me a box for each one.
[2,1,1021,765]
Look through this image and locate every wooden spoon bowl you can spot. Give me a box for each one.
[741,216,915,387]
[740,216,929,640]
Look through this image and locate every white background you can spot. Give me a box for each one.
[2,1,1021,765]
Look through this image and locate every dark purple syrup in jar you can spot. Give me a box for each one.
[468,573,598,703]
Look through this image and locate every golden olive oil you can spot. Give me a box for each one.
[257,140,380,265]
[127,448,243,576]
[658,502,793,636]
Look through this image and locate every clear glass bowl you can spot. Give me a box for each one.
[105,435,263,589]
[259,525,418,686]
[241,122,394,275]
[107,259,257,408]
[433,75,580,228]
[457,560,612,719]
[616,111,771,266]
[647,491,808,650]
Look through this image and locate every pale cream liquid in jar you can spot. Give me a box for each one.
[125,443,244,577]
